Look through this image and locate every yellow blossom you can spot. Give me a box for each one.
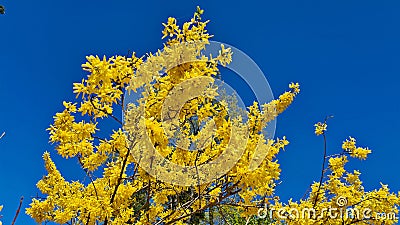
[314,121,327,136]
[342,137,372,159]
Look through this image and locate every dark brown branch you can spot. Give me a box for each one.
[313,132,327,208]
[104,142,136,225]
[313,116,333,208]
[163,187,241,225]
[85,212,91,225]
[11,196,24,225]
[89,97,122,125]
[78,157,100,201]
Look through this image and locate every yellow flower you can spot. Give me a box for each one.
[314,122,327,136]
[162,17,179,39]
[342,137,371,159]
[329,155,348,177]
[351,147,371,160]
[289,82,300,94]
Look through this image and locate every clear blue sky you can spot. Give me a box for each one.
[0,0,399,224]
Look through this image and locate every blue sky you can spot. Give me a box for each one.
[0,0,399,224]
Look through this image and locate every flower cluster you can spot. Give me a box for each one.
[314,122,327,136]
[271,123,400,225]
[342,137,371,160]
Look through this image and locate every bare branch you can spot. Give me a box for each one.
[11,196,24,225]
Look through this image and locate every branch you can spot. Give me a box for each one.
[163,184,242,225]
[313,133,327,208]
[11,196,24,225]
[78,157,100,201]
[104,142,136,225]
[89,97,122,125]
[313,116,333,207]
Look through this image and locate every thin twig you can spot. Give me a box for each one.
[89,97,122,125]
[163,184,242,225]
[313,116,333,207]
[313,133,327,208]
[11,196,24,225]
[104,142,136,225]
[78,157,100,200]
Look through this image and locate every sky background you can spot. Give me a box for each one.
[0,0,399,224]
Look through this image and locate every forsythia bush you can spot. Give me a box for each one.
[25,7,399,225]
